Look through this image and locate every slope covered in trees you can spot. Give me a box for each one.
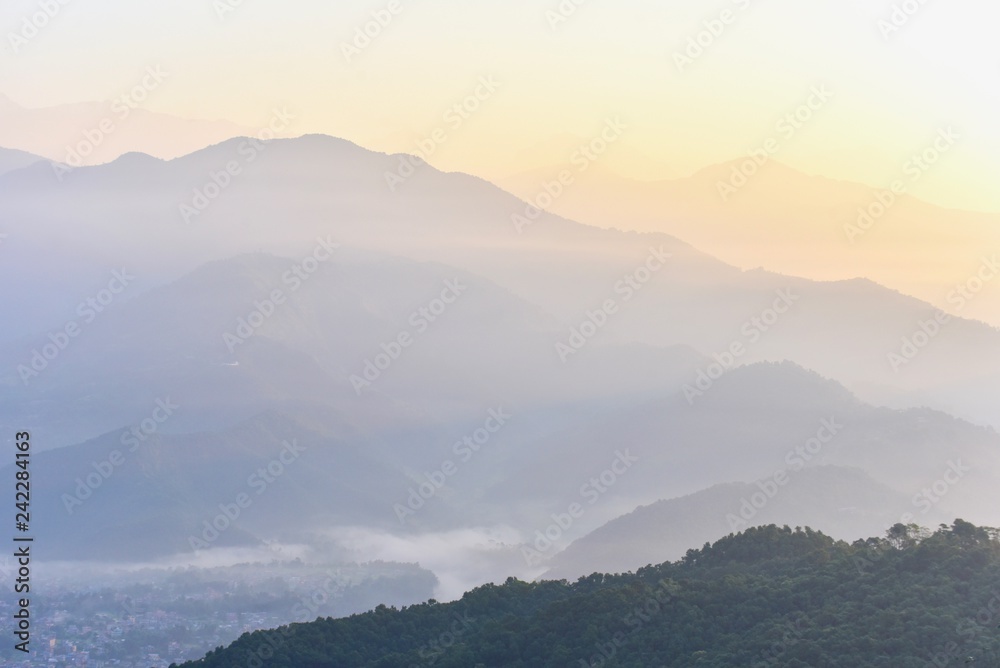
[177,520,1000,667]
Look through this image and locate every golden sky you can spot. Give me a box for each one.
[3,0,999,211]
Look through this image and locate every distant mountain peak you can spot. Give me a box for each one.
[112,151,163,165]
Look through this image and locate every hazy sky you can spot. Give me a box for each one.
[3,0,999,211]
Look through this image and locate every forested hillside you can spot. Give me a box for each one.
[177,520,1000,667]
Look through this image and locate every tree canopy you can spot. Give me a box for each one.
[176,521,1000,667]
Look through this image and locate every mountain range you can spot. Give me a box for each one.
[498,157,1000,329]
[1,133,998,594]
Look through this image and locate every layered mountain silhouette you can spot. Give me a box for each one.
[0,92,255,166]
[543,465,943,579]
[1,134,998,586]
[0,146,46,176]
[2,135,999,428]
[498,157,1000,328]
